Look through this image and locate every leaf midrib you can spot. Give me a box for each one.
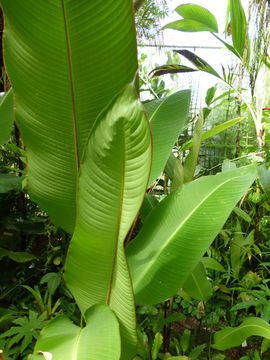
[133,174,244,289]
[106,121,126,305]
[61,0,80,173]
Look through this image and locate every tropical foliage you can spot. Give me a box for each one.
[0,1,270,360]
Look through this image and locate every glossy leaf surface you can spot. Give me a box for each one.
[144,90,190,186]
[127,166,256,305]
[165,4,218,33]
[0,90,13,145]
[65,84,152,358]
[32,305,121,360]
[213,317,270,351]
[1,0,137,233]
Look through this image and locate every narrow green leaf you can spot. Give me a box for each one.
[151,333,163,360]
[0,249,37,263]
[261,338,270,354]
[127,165,256,305]
[0,90,13,145]
[183,262,212,301]
[145,90,191,186]
[230,221,244,279]
[180,329,191,353]
[213,317,270,351]
[229,0,248,58]
[65,84,152,358]
[183,111,204,183]
[233,206,252,223]
[212,33,242,60]
[33,305,121,360]
[176,50,222,80]
[1,0,138,233]
[164,4,218,33]
[180,117,244,152]
[205,86,217,106]
[201,257,225,272]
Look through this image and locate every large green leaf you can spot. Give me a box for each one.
[127,165,256,305]
[31,305,121,360]
[213,317,270,351]
[0,90,13,145]
[65,84,152,359]
[164,4,218,33]
[1,0,138,233]
[144,90,191,186]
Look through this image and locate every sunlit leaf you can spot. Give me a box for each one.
[32,305,120,360]
[65,84,152,358]
[164,4,218,33]
[127,165,256,305]
[145,90,191,186]
[1,0,138,233]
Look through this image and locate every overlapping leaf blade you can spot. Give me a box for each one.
[127,166,256,305]
[31,305,121,360]
[1,0,137,233]
[144,90,191,186]
[65,84,152,358]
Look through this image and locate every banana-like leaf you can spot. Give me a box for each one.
[144,90,191,186]
[0,90,13,145]
[182,261,212,301]
[1,0,137,233]
[164,4,218,33]
[31,305,121,360]
[65,84,152,358]
[127,165,256,305]
[176,50,222,80]
[212,317,270,351]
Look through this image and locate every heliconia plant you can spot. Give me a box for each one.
[0,0,257,359]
